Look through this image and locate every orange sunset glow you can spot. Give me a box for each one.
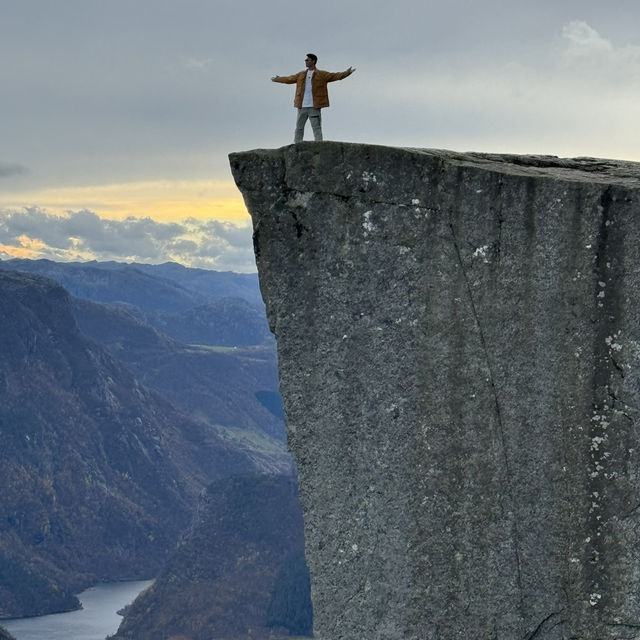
[0,180,249,223]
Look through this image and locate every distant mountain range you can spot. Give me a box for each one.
[0,259,264,308]
[0,259,303,628]
[0,258,287,460]
[0,259,271,345]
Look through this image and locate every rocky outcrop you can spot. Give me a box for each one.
[0,626,16,640]
[113,474,311,640]
[230,142,640,639]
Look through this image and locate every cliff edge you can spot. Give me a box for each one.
[230,141,640,640]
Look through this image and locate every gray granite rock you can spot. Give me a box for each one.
[230,142,640,640]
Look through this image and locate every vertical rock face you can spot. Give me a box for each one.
[230,142,640,640]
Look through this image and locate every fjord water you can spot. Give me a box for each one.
[3,580,153,640]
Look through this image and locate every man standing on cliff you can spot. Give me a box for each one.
[271,54,355,143]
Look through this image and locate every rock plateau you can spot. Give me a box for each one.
[230,142,640,639]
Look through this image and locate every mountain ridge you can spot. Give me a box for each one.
[112,474,311,640]
[0,269,266,617]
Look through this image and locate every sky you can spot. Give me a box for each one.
[2,0,640,272]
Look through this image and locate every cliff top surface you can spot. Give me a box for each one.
[230,141,640,188]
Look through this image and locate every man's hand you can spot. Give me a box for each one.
[347,67,356,74]
[271,76,278,81]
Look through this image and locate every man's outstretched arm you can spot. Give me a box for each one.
[271,73,298,83]
[324,67,356,82]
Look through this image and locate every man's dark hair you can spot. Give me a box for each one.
[306,53,318,63]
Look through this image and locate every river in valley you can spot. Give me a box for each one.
[3,580,153,640]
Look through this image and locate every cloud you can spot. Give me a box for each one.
[0,208,256,272]
[562,20,613,56]
[3,1,640,193]
[0,162,28,178]
[343,18,640,160]
[560,20,640,83]
[183,56,215,71]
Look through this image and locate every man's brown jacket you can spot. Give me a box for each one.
[273,68,352,109]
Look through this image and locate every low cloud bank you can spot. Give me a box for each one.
[0,207,256,272]
[0,162,28,178]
